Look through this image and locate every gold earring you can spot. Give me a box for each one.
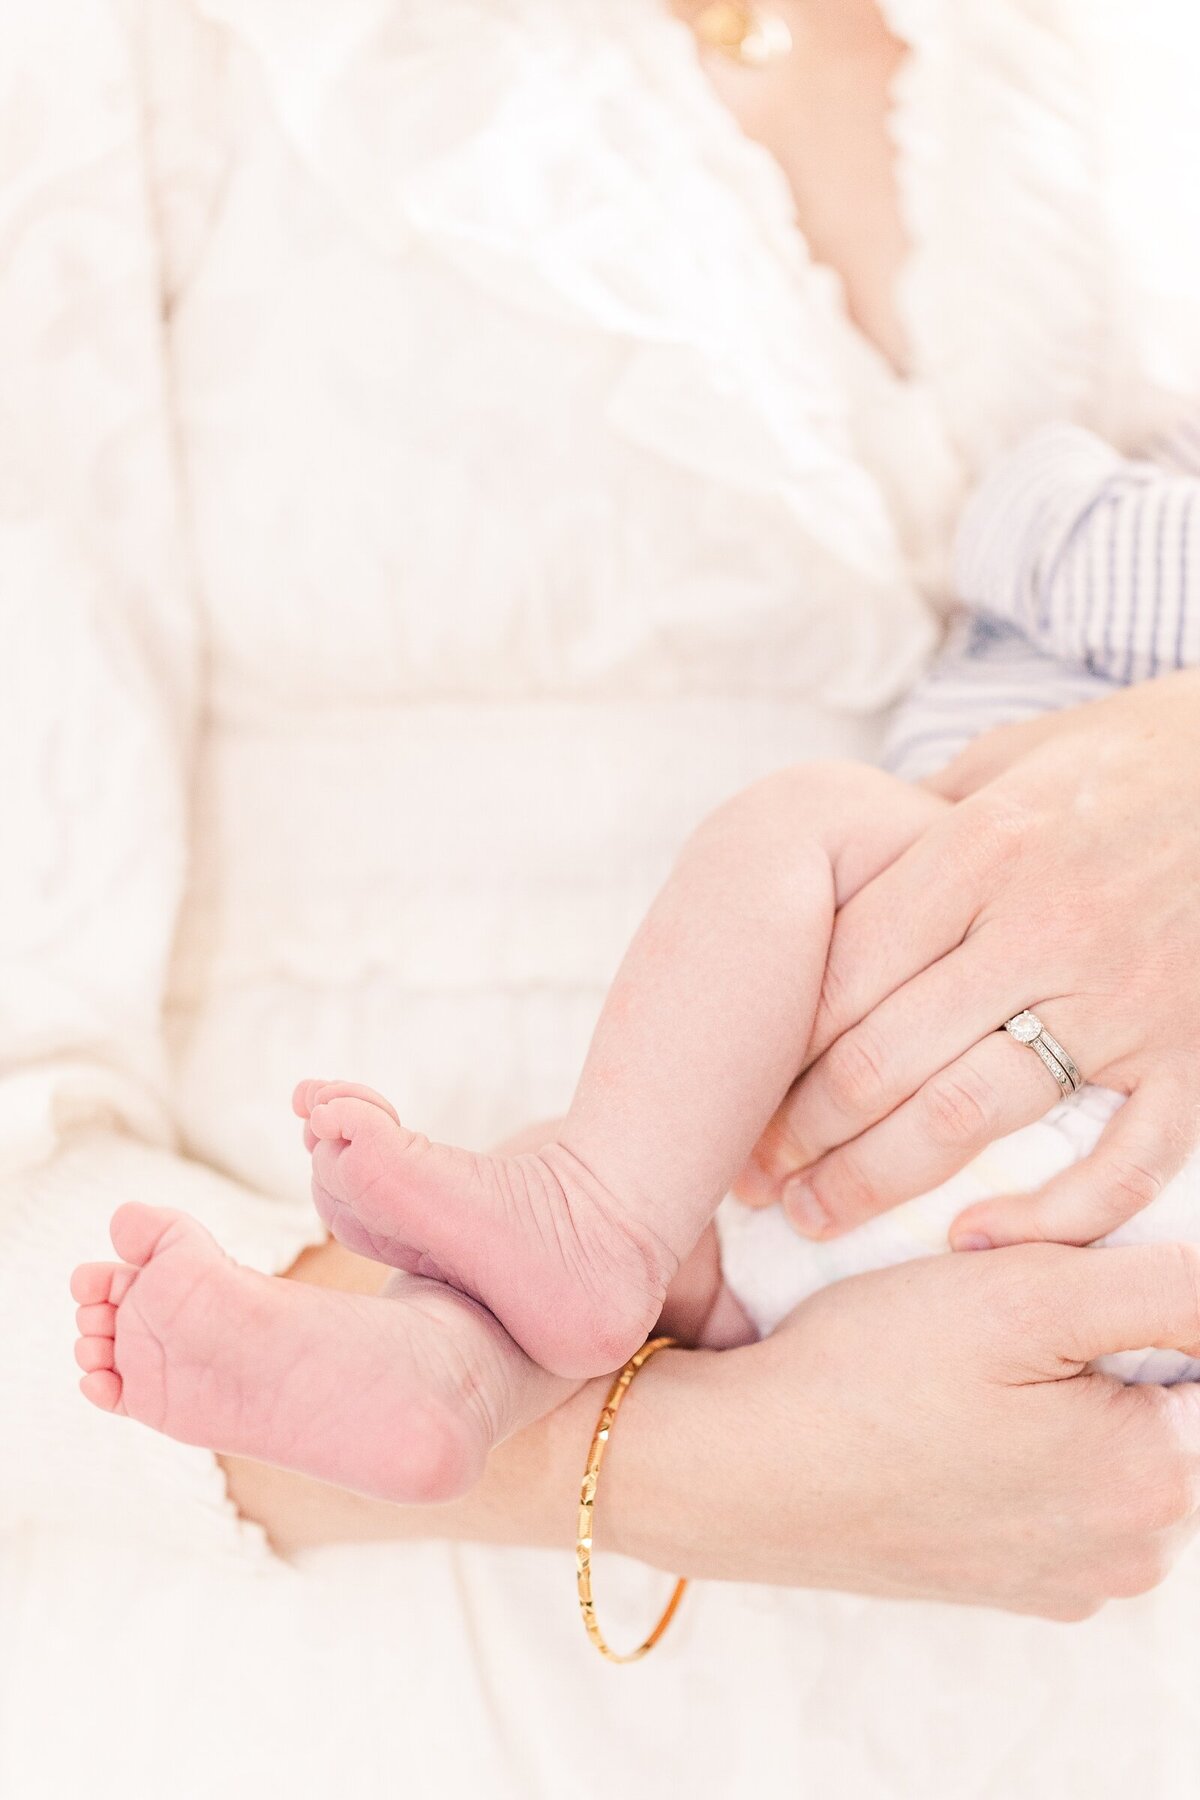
[694,3,794,67]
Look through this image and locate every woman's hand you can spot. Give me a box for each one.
[226,1234,1200,1618]
[741,671,1200,1248]
[636,1240,1200,1614]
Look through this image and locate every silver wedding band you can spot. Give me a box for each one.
[1001,1010,1083,1099]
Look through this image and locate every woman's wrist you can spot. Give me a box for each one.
[592,1336,826,1582]
[576,1345,702,1570]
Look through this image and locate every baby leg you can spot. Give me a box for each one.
[297,764,946,1378]
[72,1204,574,1500]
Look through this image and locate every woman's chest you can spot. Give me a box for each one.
[165,10,942,712]
[160,0,1183,708]
[169,173,911,712]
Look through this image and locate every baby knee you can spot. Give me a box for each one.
[689,759,892,859]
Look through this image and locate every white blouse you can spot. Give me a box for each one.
[4,3,1200,1796]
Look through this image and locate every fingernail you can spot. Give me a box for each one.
[953,1231,993,1253]
[782,1179,830,1239]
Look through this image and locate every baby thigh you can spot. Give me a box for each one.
[668,761,940,1040]
[567,762,940,1229]
[665,760,946,1096]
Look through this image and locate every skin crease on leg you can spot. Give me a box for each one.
[72,765,944,1505]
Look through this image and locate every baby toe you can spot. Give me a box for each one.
[75,1335,116,1374]
[70,1261,120,1306]
[292,1078,330,1120]
[109,1202,182,1267]
[79,1370,123,1413]
[312,1082,401,1124]
[75,1301,117,1337]
[307,1100,348,1143]
[309,1094,399,1152]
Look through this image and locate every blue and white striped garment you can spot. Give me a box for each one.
[885,413,1200,782]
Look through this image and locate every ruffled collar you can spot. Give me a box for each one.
[188,0,1125,648]
[193,0,1119,454]
[194,0,934,621]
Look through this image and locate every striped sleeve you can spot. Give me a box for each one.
[954,422,1200,684]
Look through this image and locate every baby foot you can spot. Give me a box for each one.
[293,1080,676,1379]
[71,1203,567,1501]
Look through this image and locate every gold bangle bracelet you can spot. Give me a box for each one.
[576,1335,688,1664]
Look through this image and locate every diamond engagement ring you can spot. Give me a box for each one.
[1002,1011,1083,1098]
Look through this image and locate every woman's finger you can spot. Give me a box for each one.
[751,928,1050,1184]
[803,808,989,1060]
[920,711,1070,802]
[950,1074,1200,1250]
[1020,1241,1200,1371]
[769,1031,1061,1238]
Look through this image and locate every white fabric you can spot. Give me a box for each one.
[721,1086,1200,1387]
[5,2,1200,1795]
